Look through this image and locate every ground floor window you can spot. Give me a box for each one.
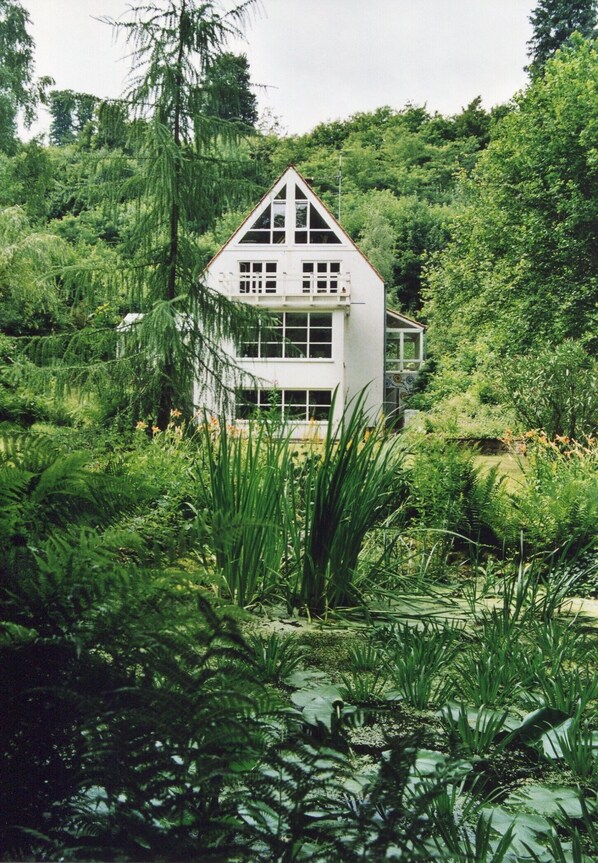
[236,389,332,421]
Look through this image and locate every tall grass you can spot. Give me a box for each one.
[286,392,404,615]
[195,419,293,607]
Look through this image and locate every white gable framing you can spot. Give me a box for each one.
[199,167,388,434]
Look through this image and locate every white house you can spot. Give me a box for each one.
[199,166,424,433]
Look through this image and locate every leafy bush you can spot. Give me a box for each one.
[502,340,598,440]
[406,437,508,550]
[510,432,598,557]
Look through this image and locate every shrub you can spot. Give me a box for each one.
[502,340,598,440]
[406,437,508,550]
[510,432,598,556]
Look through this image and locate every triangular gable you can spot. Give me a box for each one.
[206,166,385,283]
[230,167,344,247]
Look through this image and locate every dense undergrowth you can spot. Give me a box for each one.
[1,406,597,861]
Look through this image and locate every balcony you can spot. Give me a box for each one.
[217,270,351,308]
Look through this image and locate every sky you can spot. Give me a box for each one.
[23,0,536,137]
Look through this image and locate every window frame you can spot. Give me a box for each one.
[235,388,333,421]
[238,311,333,360]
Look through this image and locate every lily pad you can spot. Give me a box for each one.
[506,784,585,819]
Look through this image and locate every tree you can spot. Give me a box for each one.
[103,0,259,428]
[49,90,98,146]
[202,51,258,126]
[0,0,50,153]
[424,37,598,393]
[527,0,597,75]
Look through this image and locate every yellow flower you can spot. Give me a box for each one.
[151,425,161,435]
[135,420,147,430]
[170,408,182,418]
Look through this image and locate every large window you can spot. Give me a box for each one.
[239,187,286,244]
[295,185,341,244]
[239,261,277,294]
[236,389,332,421]
[240,312,332,359]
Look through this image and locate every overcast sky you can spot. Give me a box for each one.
[23,0,535,137]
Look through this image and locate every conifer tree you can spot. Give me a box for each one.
[527,0,597,75]
[101,0,259,427]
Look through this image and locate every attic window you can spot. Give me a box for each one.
[239,186,286,244]
[295,202,341,244]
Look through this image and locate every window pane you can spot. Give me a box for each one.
[404,333,418,360]
[241,342,259,358]
[310,231,341,244]
[310,329,332,343]
[295,184,307,200]
[331,262,340,273]
[285,390,307,405]
[309,344,332,359]
[310,390,332,405]
[309,206,329,229]
[266,262,277,273]
[302,263,314,273]
[275,187,286,200]
[273,201,285,227]
[252,208,271,229]
[285,341,307,358]
[295,202,308,228]
[295,231,308,243]
[285,313,308,326]
[285,327,308,343]
[310,404,330,419]
[240,230,269,243]
[236,390,257,419]
[264,342,283,358]
[310,313,331,327]
[273,231,285,244]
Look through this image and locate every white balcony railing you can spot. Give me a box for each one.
[218,271,351,304]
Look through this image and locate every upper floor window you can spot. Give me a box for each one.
[239,187,286,244]
[237,182,343,246]
[295,185,341,244]
[239,261,277,294]
[239,311,332,359]
[302,262,341,294]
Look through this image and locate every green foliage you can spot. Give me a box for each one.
[49,89,98,146]
[527,0,598,75]
[248,630,306,683]
[502,340,598,439]
[0,0,50,153]
[376,620,461,708]
[425,37,598,402]
[201,51,258,125]
[513,432,598,556]
[288,394,403,615]
[406,437,508,550]
[0,206,71,334]
[196,419,293,606]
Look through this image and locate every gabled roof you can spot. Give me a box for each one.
[205,166,384,283]
[386,308,426,330]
